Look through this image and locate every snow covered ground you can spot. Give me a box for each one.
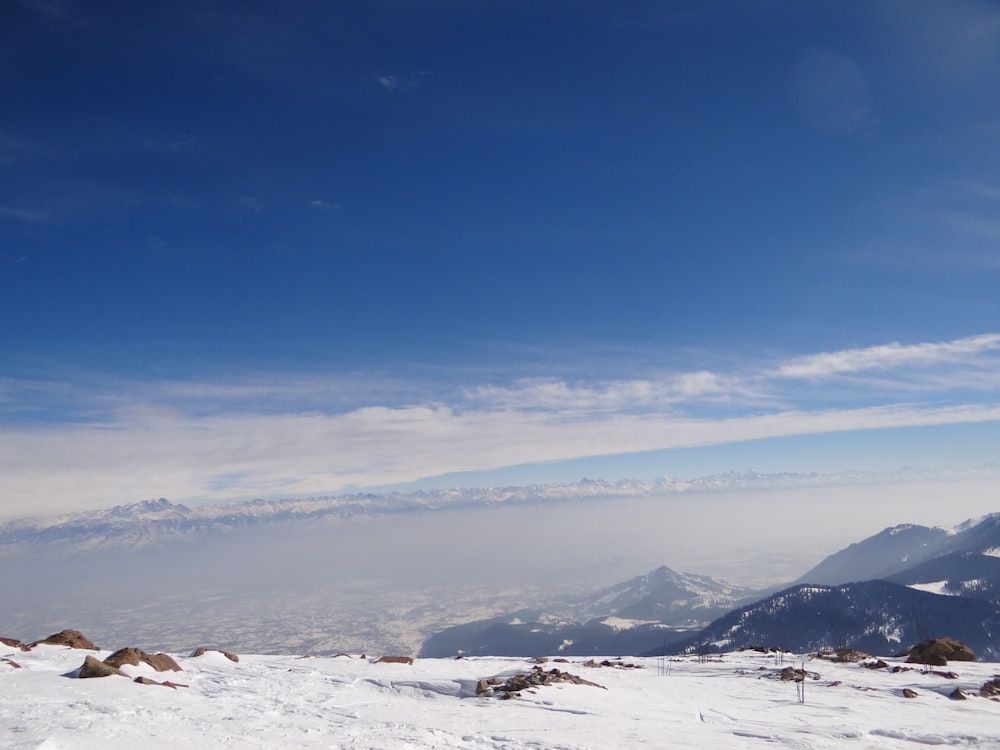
[4,642,1000,748]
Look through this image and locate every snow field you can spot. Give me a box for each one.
[4,644,1000,749]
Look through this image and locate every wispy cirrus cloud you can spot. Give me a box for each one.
[464,370,762,413]
[309,199,341,212]
[771,334,1000,379]
[377,71,429,92]
[2,333,1000,517]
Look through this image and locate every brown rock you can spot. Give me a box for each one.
[902,688,919,698]
[779,667,809,682]
[104,647,144,669]
[78,655,124,678]
[949,687,968,700]
[374,655,414,665]
[31,629,97,650]
[475,679,492,695]
[0,637,25,650]
[981,678,1000,697]
[102,648,181,672]
[1,657,21,669]
[144,652,182,672]
[817,648,871,663]
[902,638,976,665]
[190,647,239,662]
[862,660,889,670]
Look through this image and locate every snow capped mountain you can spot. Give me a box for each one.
[419,564,758,658]
[797,513,1000,588]
[795,524,952,585]
[653,580,1000,660]
[3,468,975,558]
[885,554,1000,602]
[566,564,756,625]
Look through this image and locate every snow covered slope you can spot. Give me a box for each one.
[5,640,1000,749]
[797,513,1000,586]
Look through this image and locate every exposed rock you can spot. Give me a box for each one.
[480,667,606,699]
[104,647,181,672]
[103,647,144,669]
[817,648,871,663]
[374,655,414,665]
[861,660,889,670]
[949,687,968,700]
[582,658,642,669]
[1,657,21,669]
[979,677,1000,697]
[190,647,239,663]
[0,637,26,650]
[78,655,124,678]
[779,667,809,682]
[30,629,97,650]
[134,676,189,689]
[902,688,919,698]
[901,638,976,665]
[145,652,182,671]
[917,653,949,667]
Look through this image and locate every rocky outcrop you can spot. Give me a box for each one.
[78,655,124,678]
[861,659,889,670]
[374,655,414,665]
[816,648,871,663]
[190,647,239,662]
[104,647,182,672]
[30,629,97,650]
[979,677,1000,698]
[582,659,642,670]
[481,665,606,699]
[900,638,976,666]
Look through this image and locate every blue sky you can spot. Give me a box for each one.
[2,0,1000,518]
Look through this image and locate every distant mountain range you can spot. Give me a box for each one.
[5,477,1000,661]
[2,468,983,557]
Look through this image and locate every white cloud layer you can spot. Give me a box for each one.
[2,333,1000,518]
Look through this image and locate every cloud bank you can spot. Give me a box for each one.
[2,334,1000,517]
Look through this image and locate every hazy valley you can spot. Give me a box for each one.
[5,471,1000,660]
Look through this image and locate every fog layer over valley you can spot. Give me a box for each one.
[4,472,999,656]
